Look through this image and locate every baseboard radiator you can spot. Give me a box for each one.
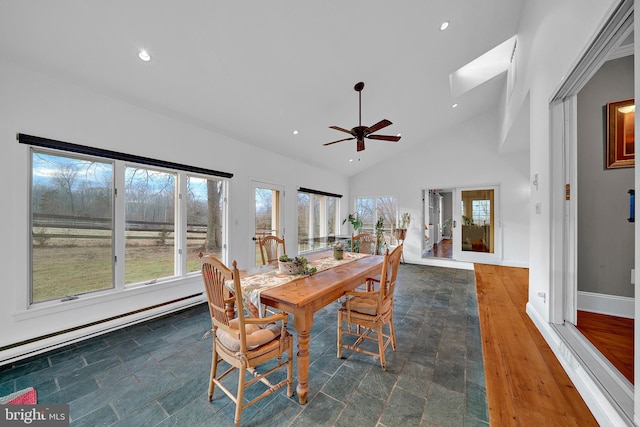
[0,293,206,367]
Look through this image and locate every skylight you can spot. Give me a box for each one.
[449,35,517,98]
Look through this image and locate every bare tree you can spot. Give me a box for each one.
[204,179,222,251]
[50,158,80,216]
[255,188,274,237]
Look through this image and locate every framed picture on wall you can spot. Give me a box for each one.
[606,98,635,169]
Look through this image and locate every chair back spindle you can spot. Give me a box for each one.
[258,235,286,265]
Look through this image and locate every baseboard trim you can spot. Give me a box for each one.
[499,259,529,268]
[577,291,634,319]
[526,302,633,426]
[0,295,206,366]
[410,257,475,270]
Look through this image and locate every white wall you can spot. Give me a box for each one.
[502,0,620,321]
[349,109,530,268]
[499,0,636,424]
[0,60,349,358]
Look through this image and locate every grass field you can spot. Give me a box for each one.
[31,229,220,303]
[31,228,365,303]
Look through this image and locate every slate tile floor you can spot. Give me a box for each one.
[0,264,487,426]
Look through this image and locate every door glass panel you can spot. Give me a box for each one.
[254,186,281,267]
[461,189,494,253]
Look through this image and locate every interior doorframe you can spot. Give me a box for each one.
[549,98,578,325]
[549,0,634,327]
[547,0,635,422]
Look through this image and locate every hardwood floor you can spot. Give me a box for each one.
[432,238,452,258]
[576,310,634,384]
[474,264,598,426]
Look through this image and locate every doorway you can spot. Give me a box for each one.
[549,0,634,419]
[422,186,501,264]
[423,189,453,259]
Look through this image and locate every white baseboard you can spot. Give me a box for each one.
[500,259,529,268]
[577,291,634,319]
[409,257,475,270]
[0,295,206,366]
[526,303,633,426]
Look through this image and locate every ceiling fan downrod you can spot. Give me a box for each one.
[355,81,364,127]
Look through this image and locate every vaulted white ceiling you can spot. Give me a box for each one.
[0,0,525,176]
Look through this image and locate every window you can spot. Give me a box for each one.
[26,134,230,305]
[124,166,176,284]
[355,196,398,247]
[356,198,376,232]
[472,200,491,225]
[187,176,224,272]
[31,152,114,303]
[297,189,340,253]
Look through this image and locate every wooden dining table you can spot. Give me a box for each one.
[239,252,384,404]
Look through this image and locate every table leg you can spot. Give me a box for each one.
[294,312,312,404]
[295,329,310,404]
[224,288,235,319]
[225,302,235,319]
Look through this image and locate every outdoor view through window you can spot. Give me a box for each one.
[31,150,225,304]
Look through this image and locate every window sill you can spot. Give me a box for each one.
[14,274,203,322]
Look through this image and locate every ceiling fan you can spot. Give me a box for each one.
[323,81,401,152]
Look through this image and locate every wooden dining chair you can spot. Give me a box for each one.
[200,254,293,426]
[337,244,403,371]
[258,235,286,265]
[351,232,378,255]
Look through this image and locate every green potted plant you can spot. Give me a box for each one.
[278,255,317,275]
[333,241,345,260]
[375,217,386,254]
[395,212,411,241]
[343,213,362,232]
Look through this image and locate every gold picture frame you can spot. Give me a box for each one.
[606,98,635,169]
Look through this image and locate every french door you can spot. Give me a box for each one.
[251,181,284,268]
[452,186,502,264]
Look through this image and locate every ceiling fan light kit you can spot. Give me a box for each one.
[323,81,401,152]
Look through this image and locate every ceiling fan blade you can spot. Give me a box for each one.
[367,134,401,142]
[323,137,355,146]
[365,119,392,135]
[357,139,365,152]
[329,125,353,135]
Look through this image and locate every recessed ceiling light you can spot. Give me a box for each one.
[452,103,458,108]
[293,130,299,135]
[349,159,354,162]
[138,49,151,62]
[440,21,450,31]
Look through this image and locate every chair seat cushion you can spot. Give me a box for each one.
[343,295,391,316]
[216,318,282,351]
